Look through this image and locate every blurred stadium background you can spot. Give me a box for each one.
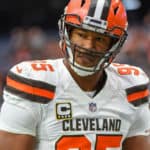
[0,0,150,104]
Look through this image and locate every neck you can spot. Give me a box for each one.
[64,59,106,91]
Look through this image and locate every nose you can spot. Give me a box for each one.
[83,38,95,49]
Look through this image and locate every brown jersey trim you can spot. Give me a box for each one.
[129,97,149,107]
[5,86,51,103]
[126,83,149,95]
[7,71,56,91]
[126,83,149,106]
[5,71,56,103]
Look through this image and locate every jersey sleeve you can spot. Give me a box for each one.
[124,66,150,137]
[112,63,150,106]
[0,97,41,136]
[5,60,56,103]
[121,65,150,137]
[111,64,150,137]
[0,60,57,135]
[125,68,149,107]
[126,103,150,137]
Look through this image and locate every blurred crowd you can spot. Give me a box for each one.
[0,12,150,105]
[115,12,150,78]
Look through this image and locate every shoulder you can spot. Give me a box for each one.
[108,63,149,85]
[4,59,63,104]
[107,63,150,106]
[8,58,62,79]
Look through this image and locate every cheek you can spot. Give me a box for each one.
[95,42,110,51]
[71,38,82,45]
[70,34,83,45]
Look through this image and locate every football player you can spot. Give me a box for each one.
[0,0,150,150]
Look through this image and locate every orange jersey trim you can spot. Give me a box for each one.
[7,76,55,100]
[127,89,149,102]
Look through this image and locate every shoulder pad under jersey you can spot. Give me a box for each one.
[5,59,58,103]
[110,63,150,107]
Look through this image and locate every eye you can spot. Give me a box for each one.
[77,32,86,38]
[96,37,106,42]
[96,36,110,45]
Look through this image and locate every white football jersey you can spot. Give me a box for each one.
[0,58,150,150]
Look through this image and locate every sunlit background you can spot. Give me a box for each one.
[0,0,150,104]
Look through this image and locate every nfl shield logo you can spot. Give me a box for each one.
[89,102,97,112]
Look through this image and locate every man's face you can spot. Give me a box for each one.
[70,28,112,67]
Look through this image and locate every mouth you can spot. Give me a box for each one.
[78,51,95,59]
[75,51,99,67]
[72,44,105,67]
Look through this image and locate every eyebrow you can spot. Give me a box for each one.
[74,29,110,40]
